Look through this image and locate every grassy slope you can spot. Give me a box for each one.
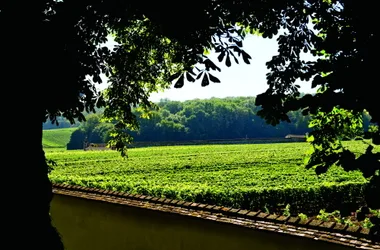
[43,127,77,148]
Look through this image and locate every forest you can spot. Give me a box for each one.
[59,97,373,149]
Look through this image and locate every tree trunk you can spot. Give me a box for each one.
[6,109,64,250]
[2,4,64,249]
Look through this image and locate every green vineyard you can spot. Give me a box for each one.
[47,141,377,215]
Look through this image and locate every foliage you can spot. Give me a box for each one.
[283,204,291,217]
[362,218,374,229]
[43,117,78,130]
[66,129,86,150]
[243,1,380,204]
[369,125,379,134]
[134,97,311,141]
[366,124,380,139]
[304,108,380,214]
[67,96,312,146]
[355,206,380,242]
[312,207,379,238]
[298,213,308,221]
[315,209,356,227]
[54,96,374,149]
[80,113,114,143]
[316,209,331,222]
[305,107,364,175]
[252,0,378,132]
[92,123,114,143]
[47,141,376,215]
[65,113,114,149]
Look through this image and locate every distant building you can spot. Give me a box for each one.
[84,143,115,151]
[285,134,306,141]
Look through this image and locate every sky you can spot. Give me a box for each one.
[101,34,316,103]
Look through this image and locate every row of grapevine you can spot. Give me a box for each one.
[47,141,377,215]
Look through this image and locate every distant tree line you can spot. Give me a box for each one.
[66,96,373,149]
[43,116,78,129]
[43,109,104,129]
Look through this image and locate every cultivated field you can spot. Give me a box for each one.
[47,141,377,214]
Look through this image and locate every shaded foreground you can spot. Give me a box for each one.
[51,193,356,250]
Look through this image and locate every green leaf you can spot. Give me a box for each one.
[306,135,315,142]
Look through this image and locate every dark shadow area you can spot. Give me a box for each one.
[51,194,353,250]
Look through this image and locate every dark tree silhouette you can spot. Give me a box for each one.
[249,1,379,233]
[2,1,253,248]
[1,0,378,248]
[253,1,379,177]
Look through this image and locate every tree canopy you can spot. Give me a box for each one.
[66,97,315,149]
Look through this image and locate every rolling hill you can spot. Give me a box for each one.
[43,127,77,148]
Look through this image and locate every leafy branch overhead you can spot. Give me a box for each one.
[172,24,253,88]
[5,1,377,179]
[166,1,380,218]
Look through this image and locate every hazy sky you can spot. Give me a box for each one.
[101,34,316,102]
[151,34,316,102]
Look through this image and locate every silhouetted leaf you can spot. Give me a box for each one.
[95,95,105,108]
[217,51,225,62]
[373,133,380,145]
[338,150,357,171]
[46,159,57,166]
[215,45,222,53]
[361,207,370,214]
[230,52,239,64]
[169,72,182,82]
[315,165,328,175]
[356,211,366,221]
[208,73,220,83]
[230,45,241,54]
[196,72,204,80]
[370,216,380,225]
[204,59,221,72]
[312,75,322,88]
[174,74,184,88]
[241,50,251,64]
[201,74,209,87]
[186,72,195,82]
[187,68,197,76]
[225,54,231,67]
